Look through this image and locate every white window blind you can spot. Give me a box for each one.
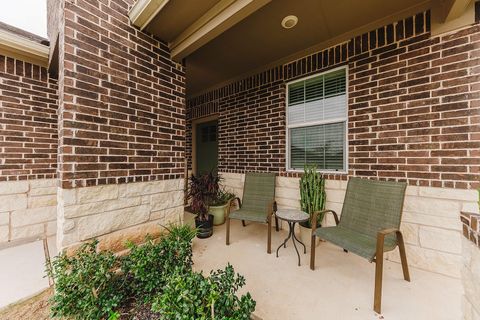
[287,68,347,171]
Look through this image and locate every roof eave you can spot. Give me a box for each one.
[0,28,49,67]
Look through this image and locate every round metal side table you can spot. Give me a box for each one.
[275,209,309,266]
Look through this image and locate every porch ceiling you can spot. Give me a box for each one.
[184,0,430,96]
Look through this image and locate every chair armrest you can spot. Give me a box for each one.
[377,228,399,237]
[267,200,276,217]
[225,197,242,218]
[311,210,339,236]
[375,228,401,259]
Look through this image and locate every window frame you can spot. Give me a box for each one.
[285,65,349,174]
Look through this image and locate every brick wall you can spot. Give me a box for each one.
[187,11,480,189]
[0,56,58,181]
[59,0,186,189]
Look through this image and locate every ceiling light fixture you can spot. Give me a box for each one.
[281,15,298,29]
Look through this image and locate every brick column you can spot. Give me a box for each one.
[56,0,186,252]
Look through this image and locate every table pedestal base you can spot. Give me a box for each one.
[276,221,306,266]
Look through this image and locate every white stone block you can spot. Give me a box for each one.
[404,185,419,196]
[418,187,478,201]
[325,179,342,190]
[0,181,29,195]
[0,226,8,242]
[275,187,300,200]
[29,186,57,196]
[62,220,75,233]
[11,224,44,241]
[150,205,183,222]
[46,221,57,236]
[122,181,163,197]
[11,206,57,227]
[275,197,301,209]
[77,204,150,240]
[64,196,142,219]
[0,212,8,225]
[419,226,461,254]
[150,190,184,211]
[0,194,27,212]
[402,211,461,231]
[77,184,118,204]
[29,179,56,188]
[28,195,57,208]
[325,202,343,215]
[462,202,480,214]
[276,177,300,189]
[164,178,184,191]
[326,189,346,203]
[400,222,419,245]
[386,243,461,278]
[58,188,76,206]
[404,195,460,217]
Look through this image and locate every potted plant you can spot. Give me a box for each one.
[298,165,326,246]
[209,189,236,225]
[187,171,219,238]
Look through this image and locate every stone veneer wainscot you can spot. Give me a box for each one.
[0,180,57,247]
[460,211,480,320]
[57,179,184,252]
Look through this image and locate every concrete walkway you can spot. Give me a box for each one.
[0,238,56,309]
[192,219,462,320]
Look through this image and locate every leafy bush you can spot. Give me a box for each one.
[46,240,123,320]
[47,225,256,320]
[151,264,256,320]
[121,225,196,302]
[210,189,236,206]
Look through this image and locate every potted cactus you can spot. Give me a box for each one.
[298,165,326,246]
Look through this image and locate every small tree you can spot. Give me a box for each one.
[187,171,220,221]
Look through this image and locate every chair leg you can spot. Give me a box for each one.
[397,231,410,282]
[275,216,279,232]
[242,220,246,227]
[310,235,316,270]
[226,218,230,246]
[267,215,272,254]
[374,245,384,314]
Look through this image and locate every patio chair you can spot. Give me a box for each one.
[225,172,279,253]
[309,177,410,314]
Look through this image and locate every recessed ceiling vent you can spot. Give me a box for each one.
[281,15,298,29]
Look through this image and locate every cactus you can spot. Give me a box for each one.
[300,165,326,228]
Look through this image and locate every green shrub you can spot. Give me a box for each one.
[47,225,255,319]
[151,264,256,320]
[46,240,123,320]
[121,225,196,302]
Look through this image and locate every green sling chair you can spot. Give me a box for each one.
[225,172,279,253]
[310,177,410,314]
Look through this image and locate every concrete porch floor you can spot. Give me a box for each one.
[0,237,57,309]
[190,217,462,320]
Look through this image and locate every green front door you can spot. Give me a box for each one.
[196,120,218,175]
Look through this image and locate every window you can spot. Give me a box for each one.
[287,67,347,172]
